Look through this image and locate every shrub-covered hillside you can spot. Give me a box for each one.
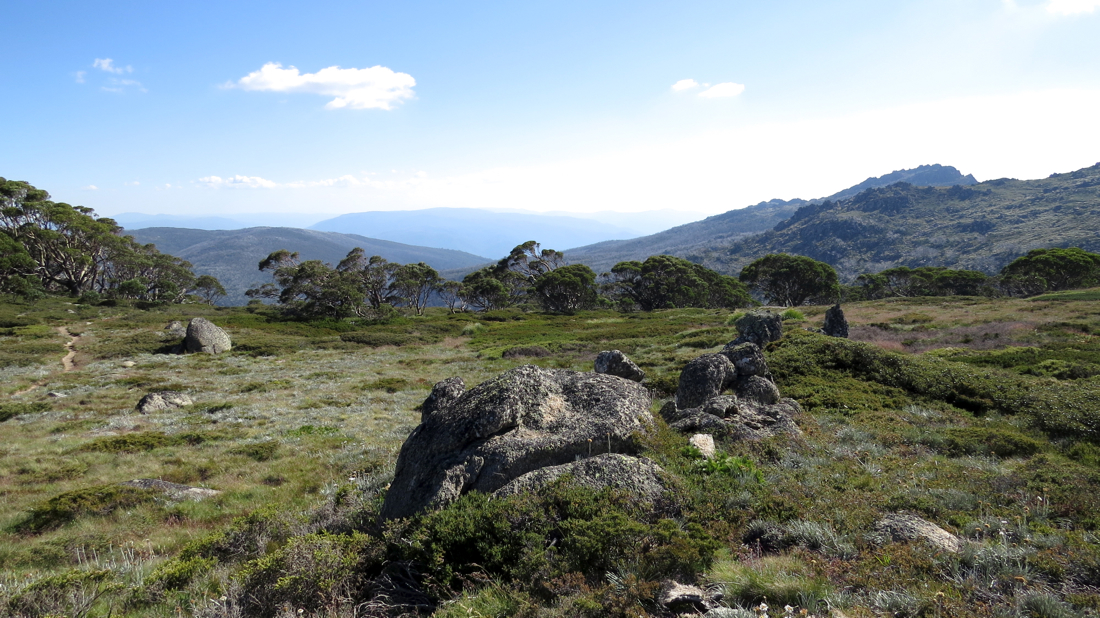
[2,293,1100,617]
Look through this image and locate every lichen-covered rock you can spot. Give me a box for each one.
[659,581,712,613]
[121,479,219,501]
[873,513,961,553]
[381,365,653,520]
[671,396,801,441]
[823,304,849,338]
[594,350,646,382]
[493,453,670,504]
[184,317,231,354]
[675,354,735,410]
[732,310,783,348]
[136,391,193,414]
[720,341,770,379]
[736,375,782,406]
[421,377,465,423]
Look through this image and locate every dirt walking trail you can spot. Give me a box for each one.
[11,326,81,397]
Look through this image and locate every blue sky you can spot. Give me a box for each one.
[3,0,1099,221]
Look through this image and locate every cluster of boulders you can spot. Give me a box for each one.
[661,310,802,442]
[132,318,231,413]
[380,309,803,520]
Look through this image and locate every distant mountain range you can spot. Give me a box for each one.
[127,227,490,306]
[693,163,1100,280]
[563,164,979,273]
[309,208,647,258]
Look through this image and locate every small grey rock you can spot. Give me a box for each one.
[121,479,220,501]
[47,391,68,398]
[184,317,231,354]
[659,581,711,613]
[675,354,736,410]
[121,361,136,368]
[164,320,187,339]
[136,391,193,414]
[732,310,783,348]
[823,304,849,338]
[873,513,961,553]
[736,375,781,406]
[594,350,646,382]
[421,377,465,423]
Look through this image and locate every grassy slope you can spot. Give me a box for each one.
[1,295,1099,616]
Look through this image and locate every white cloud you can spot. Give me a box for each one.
[82,185,98,190]
[698,82,746,98]
[93,58,132,74]
[199,175,280,189]
[75,71,86,84]
[1047,0,1100,13]
[671,79,699,91]
[231,62,416,110]
[102,77,146,94]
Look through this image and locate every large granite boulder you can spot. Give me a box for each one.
[493,453,670,504]
[731,310,783,348]
[421,377,465,423]
[184,318,231,354]
[594,350,646,382]
[381,365,654,520]
[136,391,193,414]
[823,304,849,338]
[675,354,736,410]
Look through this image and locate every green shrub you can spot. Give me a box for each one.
[340,331,417,346]
[11,485,159,533]
[502,345,552,358]
[179,507,294,564]
[229,441,280,462]
[362,377,411,392]
[3,568,119,618]
[936,427,1044,458]
[0,401,50,422]
[236,532,383,617]
[780,308,805,321]
[146,556,217,591]
[77,432,177,453]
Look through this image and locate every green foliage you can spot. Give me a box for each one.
[11,485,159,533]
[769,329,1100,441]
[0,401,49,422]
[76,430,227,453]
[340,331,421,346]
[146,555,217,592]
[691,453,765,482]
[739,253,840,306]
[780,308,805,321]
[608,255,754,311]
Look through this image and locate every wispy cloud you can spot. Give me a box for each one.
[671,78,699,91]
[82,185,98,190]
[230,62,416,110]
[102,78,147,94]
[93,58,132,74]
[698,82,745,98]
[75,71,86,84]
[197,171,429,190]
[1047,0,1100,14]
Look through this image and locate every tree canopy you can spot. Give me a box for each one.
[999,247,1100,297]
[853,266,993,299]
[739,253,839,306]
[608,255,754,311]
